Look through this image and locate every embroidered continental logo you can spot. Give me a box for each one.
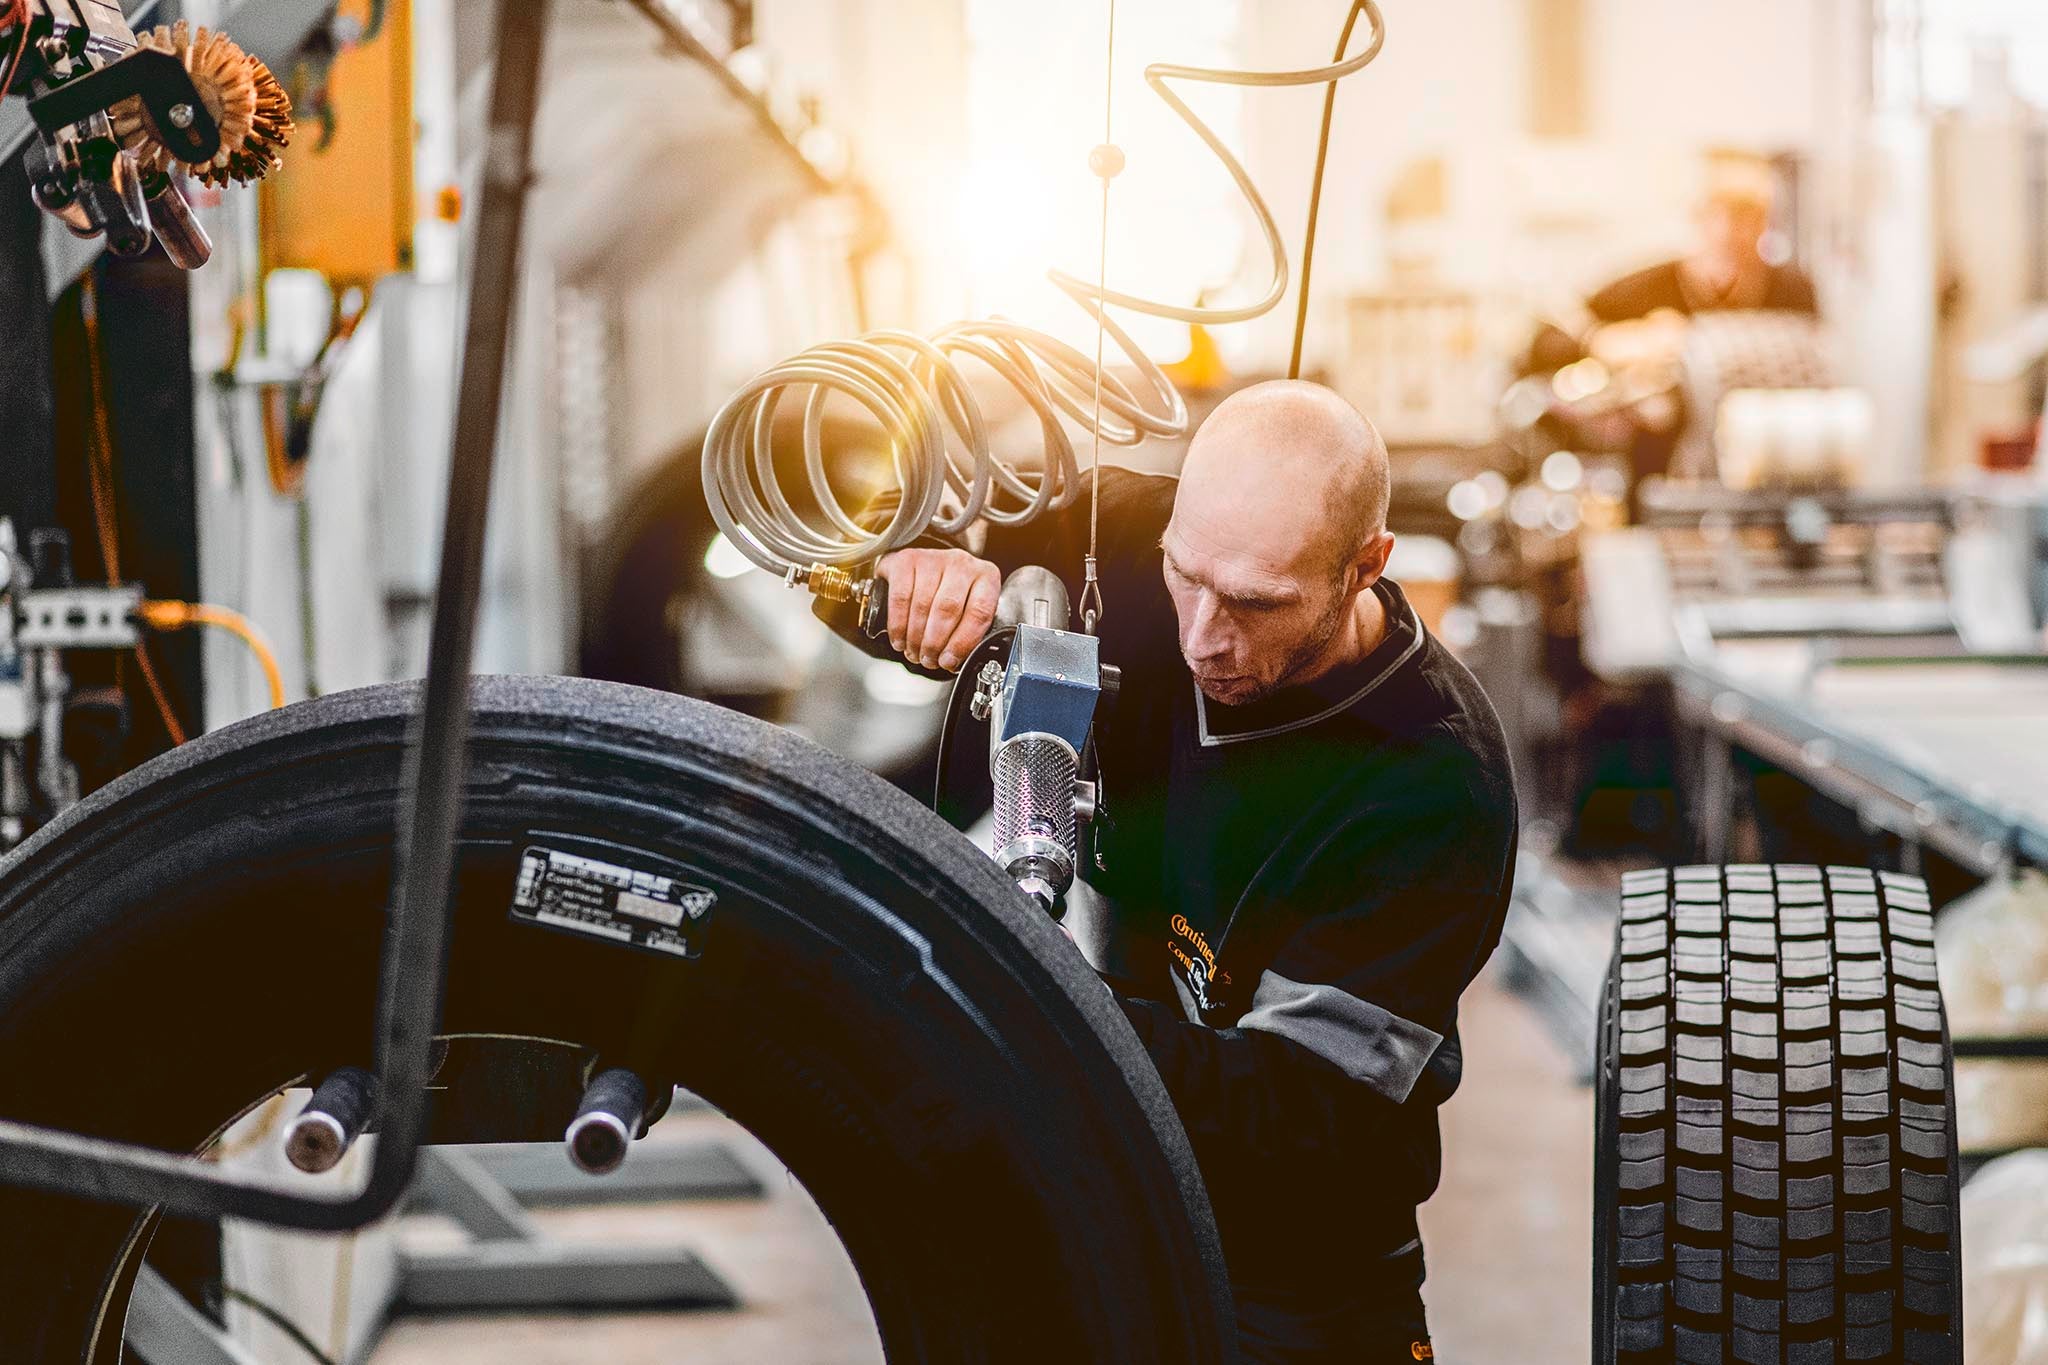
[1168,913,1231,1007]
[1410,1342,1433,1360]
[1169,914,1217,977]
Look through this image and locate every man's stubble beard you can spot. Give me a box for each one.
[1190,586,1353,707]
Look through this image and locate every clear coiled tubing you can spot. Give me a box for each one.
[701,1,1387,578]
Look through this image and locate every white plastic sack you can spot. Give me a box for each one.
[1964,1151,2048,1364]
[1936,870,2048,1152]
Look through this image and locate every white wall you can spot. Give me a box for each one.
[607,0,1885,464]
[1233,0,1521,367]
[634,1,1855,395]
[1231,0,1851,372]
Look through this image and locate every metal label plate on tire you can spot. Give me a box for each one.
[509,846,715,959]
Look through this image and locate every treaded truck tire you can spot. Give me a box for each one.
[1594,863,1963,1363]
[0,676,1236,1364]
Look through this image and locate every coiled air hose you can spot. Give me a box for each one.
[701,1,1387,601]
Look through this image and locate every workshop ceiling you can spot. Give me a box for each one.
[521,1,816,289]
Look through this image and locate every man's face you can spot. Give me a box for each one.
[1697,197,1768,274]
[1160,503,1357,707]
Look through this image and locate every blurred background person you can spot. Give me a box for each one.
[1522,149,1818,486]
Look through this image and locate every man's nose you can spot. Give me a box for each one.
[1181,592,1232,661]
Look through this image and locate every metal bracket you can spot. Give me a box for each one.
[28,46,221,163]
[13,584,141,649]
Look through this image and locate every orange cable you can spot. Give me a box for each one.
[0,0,30,108]
[139,601,287,711]
[80,281,124,581]
[261,385,305,496]
[80,274,190,745]
[129,638,189,744]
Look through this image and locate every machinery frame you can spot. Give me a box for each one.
[0,0,546,1231]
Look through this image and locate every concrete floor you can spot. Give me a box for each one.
[1419,965,1593,1363]
[366,963,1590,1365]
[368,1114,883,1365]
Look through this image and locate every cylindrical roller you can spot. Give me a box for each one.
[991,733,1078,901]
[565,1067,647,1175]
[285,1067,376,1175]
[143,178,212,270]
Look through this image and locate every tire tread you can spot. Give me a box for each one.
[1596,864,1961,1364]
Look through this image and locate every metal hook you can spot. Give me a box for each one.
[1079,555,1104,635]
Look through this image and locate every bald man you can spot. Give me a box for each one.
[850,381,1516,1363]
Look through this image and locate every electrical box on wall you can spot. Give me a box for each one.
[258,0,419,288]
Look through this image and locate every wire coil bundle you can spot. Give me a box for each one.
[702,1,1387,583]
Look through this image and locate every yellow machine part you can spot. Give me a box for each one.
[258,0,416,288]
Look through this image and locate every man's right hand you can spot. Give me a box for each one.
[876,548,1001,673]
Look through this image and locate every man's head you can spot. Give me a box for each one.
[1163,380,1393,706]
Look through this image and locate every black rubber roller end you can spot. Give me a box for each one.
[566,1067,648,1175]
[286,1067,377,1175]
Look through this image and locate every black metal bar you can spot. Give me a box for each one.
[1950,1035,2048,1061]
[0,157,58,531]
[0,0,551,1229]
[364,0,551,1216]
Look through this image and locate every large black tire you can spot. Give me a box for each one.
[1594,864,1962,1363]
[0,676,1235,1363]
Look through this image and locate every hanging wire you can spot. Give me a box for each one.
[1079,0,1121,635]
[1289,0,1375,380]
[701,2,1386,589]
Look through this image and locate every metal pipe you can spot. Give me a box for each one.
[32,648,71,809]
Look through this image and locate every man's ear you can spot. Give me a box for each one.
[1351,530,1395,591]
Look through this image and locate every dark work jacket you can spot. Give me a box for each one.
[835,467,1518,1295]
[1587,258,1818,323]
[1523,259,1818,378]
